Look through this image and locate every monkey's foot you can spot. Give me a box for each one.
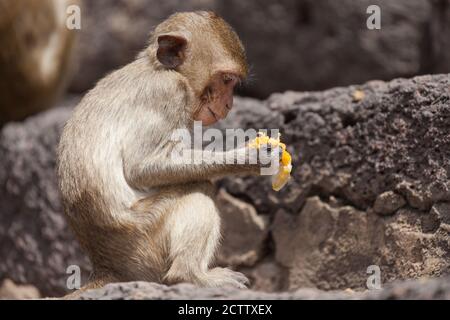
[200,267,249,289]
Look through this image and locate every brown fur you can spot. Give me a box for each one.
[0,0,78,124]
[58,12,267,297]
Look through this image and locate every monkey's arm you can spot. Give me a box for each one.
[123,145,267,189]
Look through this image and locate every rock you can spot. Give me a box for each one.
[428,203,450,229]
[373,191,406,215]
[242,260,285,292]
[0,279,40,299]
[218,74,450,290]
[220,74,450,214]
[273,197,373,290]
[0,98,91,297]
[72,275,450,300]
[272,197,450,290]
[1,74,449,297]
[73,281,350,300]
[395,181,432,211]
[70,1,450,98]
[427,180,450,202]
[363,276,450,300]
[216,189,269,267]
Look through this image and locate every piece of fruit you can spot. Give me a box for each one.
[249,132,293,191]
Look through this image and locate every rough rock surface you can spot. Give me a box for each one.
[373,191,406,215]
[70,0,450,97]
[272,197,449,290]
[0,97,91,297]
[73,275,450,300]
[1,74,449,297]
[216,189,269,268]
[218,73,450,290]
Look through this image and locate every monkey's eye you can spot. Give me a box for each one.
[223,74,234,85]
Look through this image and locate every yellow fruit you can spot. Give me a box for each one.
[281,150,291,166]
[272,165,291,191]
[249,132,293,191]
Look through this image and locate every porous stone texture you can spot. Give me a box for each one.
[0,97,91,297]
[0,74,449,298]
[217,73,450,290]
[272,197,449,291]
[70,0,450,97]
[73,275,450,300]
[373,191,406,215]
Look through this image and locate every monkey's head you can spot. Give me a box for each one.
[150,11,248,126]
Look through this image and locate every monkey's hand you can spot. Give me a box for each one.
[248,132,293,190]
[247,143,284,176]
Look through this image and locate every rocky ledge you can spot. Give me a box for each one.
[74,276,450,300]
[0,74,449,298]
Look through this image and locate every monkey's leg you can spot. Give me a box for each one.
[162,184,249,289]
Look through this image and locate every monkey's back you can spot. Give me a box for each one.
[56,66,165,279]
[58,86,139,224]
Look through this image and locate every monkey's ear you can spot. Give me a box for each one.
[156,33,188,69]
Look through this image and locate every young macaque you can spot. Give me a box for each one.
[58,11,276,293]
[0,0,78,125]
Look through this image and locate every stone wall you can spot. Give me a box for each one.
[0,74,449,297]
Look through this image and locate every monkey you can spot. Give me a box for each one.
[0,0,78,125]
[57,11,279,293]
